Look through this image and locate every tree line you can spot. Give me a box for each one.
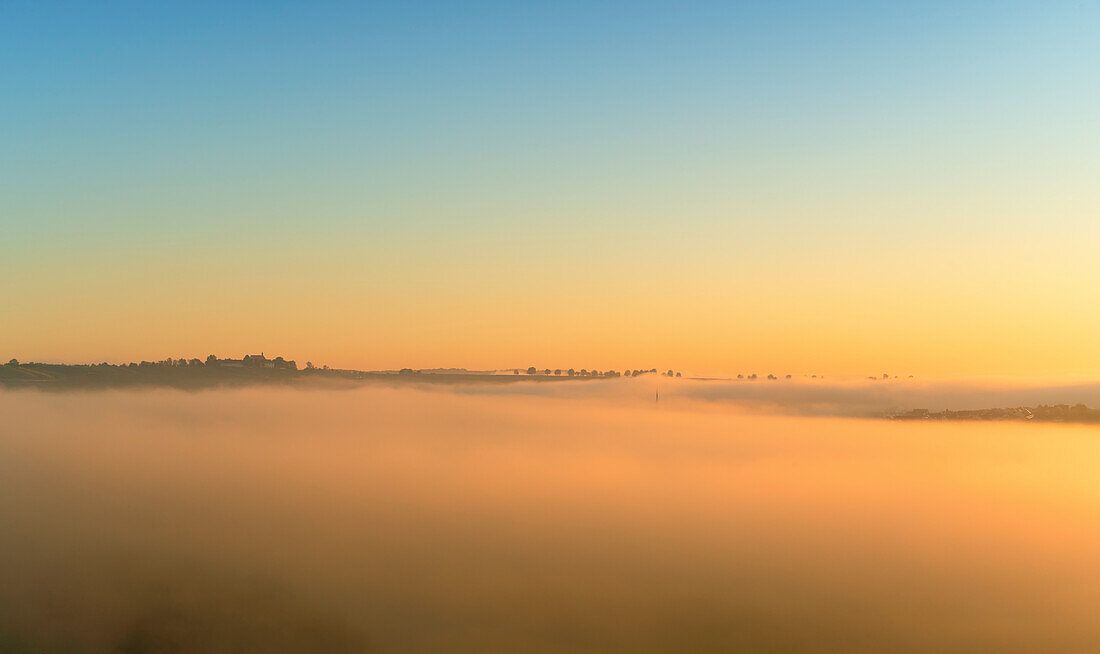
[517,367,681,378]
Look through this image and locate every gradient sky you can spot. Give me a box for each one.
[3,1,1099,376]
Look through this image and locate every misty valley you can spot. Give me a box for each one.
[5,386,1100,653]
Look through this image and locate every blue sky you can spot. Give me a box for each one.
[3,1,1099,373]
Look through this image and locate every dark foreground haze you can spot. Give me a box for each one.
[4,384,1100,653]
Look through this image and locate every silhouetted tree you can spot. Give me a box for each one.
[206,354,217,365]
[306,361,315,370]
[554,369,562,376]
[567,368,575,377]
[527,366,537,375]
[6,359,17,367]
[675,372,681,377]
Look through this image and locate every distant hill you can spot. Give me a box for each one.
[0,359,604,391]
[375,368,499,375]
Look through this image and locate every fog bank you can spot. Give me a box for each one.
[451,375,1100,416]
[4,387,1100,652]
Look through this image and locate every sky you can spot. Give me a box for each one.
[2,1,1099,376]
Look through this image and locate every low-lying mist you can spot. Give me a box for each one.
[4,385,1100,652]
[452,375,1100,416]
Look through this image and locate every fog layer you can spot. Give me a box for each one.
[3,387,1100,652]
[454,375,1100,416]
